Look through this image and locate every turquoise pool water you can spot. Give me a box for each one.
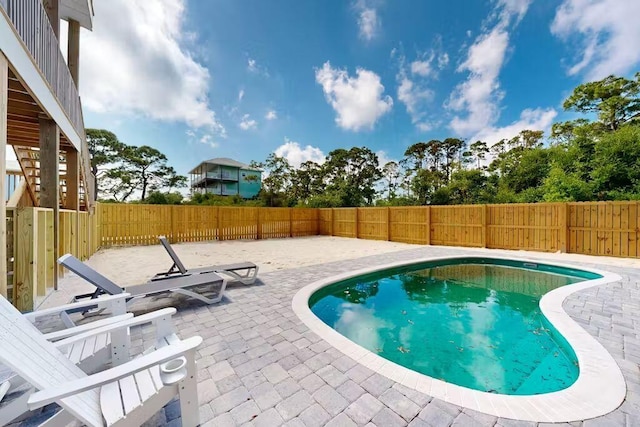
[310,258,602,395]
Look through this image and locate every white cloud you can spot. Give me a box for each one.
[315,61,393,131]
[247,58,257,72]
[274,139,326,168]
[71,0,225,136]
[438,53,450,69]
[198,134,219,148]
[238,89,245,102]
[239,114,257,130]
[265,110,278,120]
[551,0,640,80]
[410,60,433,78]
[447,0,532,137]
[397,72,434,131]
[375,150,396,167]
[471,108,557,147]
[246,57,269,77]
[396,47,447,132]
[354,0,380,41]
[448,27,509,136]
[186,129,218,148]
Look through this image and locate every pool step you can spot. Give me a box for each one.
[515,350,573,395]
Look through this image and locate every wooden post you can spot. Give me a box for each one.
[256,208,262,239]
[67,19,81,87]
[387,207,391,241]
[481,204,488,248]
[43,0,60,38]
[425,206,431,245]
[289,208,293,238]
[330,208,335,236]
[65,150,80,258]
[39,118,60,289]
[217,206,222,241]
[15,208,37,311]
[558,203,569,253]
[355,208,360,239]
[0,53,7,299]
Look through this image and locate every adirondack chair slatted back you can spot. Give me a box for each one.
[58,254,124,295]
[159,236,188,274]
[0,297,104,426]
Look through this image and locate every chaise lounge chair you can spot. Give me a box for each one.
[59,253,228,306]
[0,295,198,426]
[154,235,259,285]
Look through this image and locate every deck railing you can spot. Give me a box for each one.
[3,0,84,137]
[2,0,95,206]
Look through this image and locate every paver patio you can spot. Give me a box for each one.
[22,244,640,426]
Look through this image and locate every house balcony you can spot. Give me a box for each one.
[0,0,95,208]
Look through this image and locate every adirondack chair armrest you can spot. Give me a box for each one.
[43,313,134,341]
[27,336,203,410]
[23,294,131,323]
[53,307,177,350]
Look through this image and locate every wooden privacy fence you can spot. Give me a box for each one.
[9,207,99,311]
[7,201,640,311]
[97,201,640,259]
[98,204,319,246]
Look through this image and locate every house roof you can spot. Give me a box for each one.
[189,157,262,174]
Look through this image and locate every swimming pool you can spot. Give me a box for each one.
[292,256,626,422]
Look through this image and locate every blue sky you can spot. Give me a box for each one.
[73,0,640,177]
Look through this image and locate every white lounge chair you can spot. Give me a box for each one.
[0,295,202,427]
[155,236,259,285]
[59,253,228,306]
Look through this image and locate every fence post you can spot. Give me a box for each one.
[257,208,262,240]
[355,208,360,239]
[217,207,222,241]
[558,203,568,253]
[170,205,176,243]
[14,208,37,311]
[482,204,488,248]
[425,206,431,245]
[331,208,335,236]
[387,207,391,241]
[289,208,293,238]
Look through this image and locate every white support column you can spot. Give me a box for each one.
[0,52,7,299]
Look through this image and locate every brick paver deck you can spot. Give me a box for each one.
[27,246,640,426]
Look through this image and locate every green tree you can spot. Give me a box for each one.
[591,125,640,199]
[468,141,489,169]
[441,137,465,181]
[86,129,126,198]
[381,161,400,200]
[563,73,640,131]
[322,147,381,206]
[403,142,429,170]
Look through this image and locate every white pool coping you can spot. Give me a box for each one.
[291,255,626,422]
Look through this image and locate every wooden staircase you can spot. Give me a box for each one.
[13,146,88,209]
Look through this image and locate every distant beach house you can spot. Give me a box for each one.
[189,158,262,199]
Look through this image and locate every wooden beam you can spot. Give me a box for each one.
[0,53,8,299]
[14,208,36,311]
[65,150,79,210]
[67,20,81,87]
[39,118,59,289]
[43,0,60,39]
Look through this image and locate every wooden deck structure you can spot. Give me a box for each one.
[1,0,96,310]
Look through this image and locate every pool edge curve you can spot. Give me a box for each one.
[291,255,626,423]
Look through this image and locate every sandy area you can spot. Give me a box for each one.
[43,236,640,309]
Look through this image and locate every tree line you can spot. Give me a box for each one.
[89,72,640,206]
[253,73,640,207]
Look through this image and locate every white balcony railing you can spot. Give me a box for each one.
[3,0,85,139]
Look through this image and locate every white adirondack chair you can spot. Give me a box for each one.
[0,295,202,427]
